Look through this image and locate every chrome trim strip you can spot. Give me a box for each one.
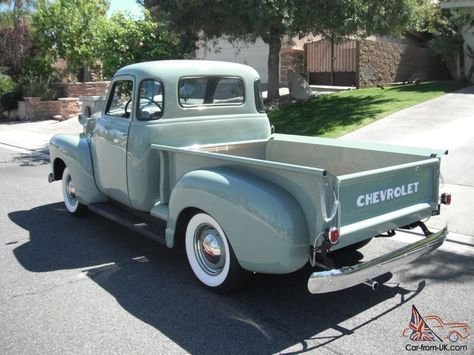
[308,227,448,294]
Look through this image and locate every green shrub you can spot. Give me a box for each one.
[0,73,17,96]
[0,74,20,117]
[0,91,23,116]
[22,73,60,101]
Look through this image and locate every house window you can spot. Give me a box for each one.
[178,77,244,107]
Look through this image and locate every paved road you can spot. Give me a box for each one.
[0,146,473,354]
[1,90,473,354]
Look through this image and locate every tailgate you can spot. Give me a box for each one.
[336,158,440,244]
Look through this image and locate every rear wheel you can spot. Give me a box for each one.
[62,167,87,216]
[185,212,248,293]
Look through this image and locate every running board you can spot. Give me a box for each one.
[88,202,166,245]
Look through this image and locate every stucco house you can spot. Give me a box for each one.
[197,35,448,88]
[440,0,474,82]
[195,36,311,85]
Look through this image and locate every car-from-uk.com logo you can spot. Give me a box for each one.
[402,305,470,352]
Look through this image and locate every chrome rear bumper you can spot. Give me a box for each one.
[308,227,448,294]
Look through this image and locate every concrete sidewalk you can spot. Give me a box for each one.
[0,118,82,153]
[343,86,474,238]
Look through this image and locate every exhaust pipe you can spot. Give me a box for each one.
[363,279,379,291]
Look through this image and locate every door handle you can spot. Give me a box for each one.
[119,132,128,138]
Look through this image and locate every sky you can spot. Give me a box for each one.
[0,1,144,17]
[108,0,144,18]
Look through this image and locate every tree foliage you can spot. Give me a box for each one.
[429,9,474,81]
[0,20,35,80]
[146,0,432,99]
[0,0,37,80]
[32,0,109,76]
[0,0,34,21]
[29,0,187,80]
[99,10,187,78]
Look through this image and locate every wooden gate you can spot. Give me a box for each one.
[305,39,358,86]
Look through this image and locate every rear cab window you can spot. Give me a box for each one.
[178,76,244,108]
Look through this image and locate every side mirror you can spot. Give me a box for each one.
[78,106,92,125]
[78,113,88,126]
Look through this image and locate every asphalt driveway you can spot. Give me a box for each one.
[343,86,474,238]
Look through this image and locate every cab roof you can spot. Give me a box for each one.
[114,60,260,81]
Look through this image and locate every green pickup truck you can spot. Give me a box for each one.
[48,60,450,294]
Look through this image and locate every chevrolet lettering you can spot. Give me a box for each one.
[356,182,420,207]
[48,60,450,294]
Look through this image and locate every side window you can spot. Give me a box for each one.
[137,79,164,120]
[178,77,244,107]
[105,80,134,118]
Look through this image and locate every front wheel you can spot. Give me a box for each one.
[185,213,248,293]
[62,167,87,216]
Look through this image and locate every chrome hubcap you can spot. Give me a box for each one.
[65,174,77,206]
[194,224,226,275]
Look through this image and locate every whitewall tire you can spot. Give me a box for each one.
[185,212,248,293]
[61,167,87,216]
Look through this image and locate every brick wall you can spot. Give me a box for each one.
[23,97,81,121]
[58,98,82,120]
[57,81,110,98]
[21,81,109,121]
[358,39,448,88]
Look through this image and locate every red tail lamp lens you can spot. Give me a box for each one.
[441,193,451,205]
[329,227,340,244]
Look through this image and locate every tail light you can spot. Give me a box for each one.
[329,227,340,244]
[441,193,451,205]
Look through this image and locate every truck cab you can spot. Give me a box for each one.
[89,61,270,210]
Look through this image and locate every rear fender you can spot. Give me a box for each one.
[166,168,309,274]
[49,134,105,205]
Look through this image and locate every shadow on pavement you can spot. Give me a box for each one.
[10,203,448,353]
[11,150,49,167]
[0,143,49,166]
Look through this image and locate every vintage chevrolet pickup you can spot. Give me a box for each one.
[48,60,450,294]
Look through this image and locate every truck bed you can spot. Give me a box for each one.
[199,134,441,177]
[152,133,444,249]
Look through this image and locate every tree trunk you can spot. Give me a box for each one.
[267,31,282,101]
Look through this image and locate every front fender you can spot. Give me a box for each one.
[49,133,105,205]
[166,168,309,274]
